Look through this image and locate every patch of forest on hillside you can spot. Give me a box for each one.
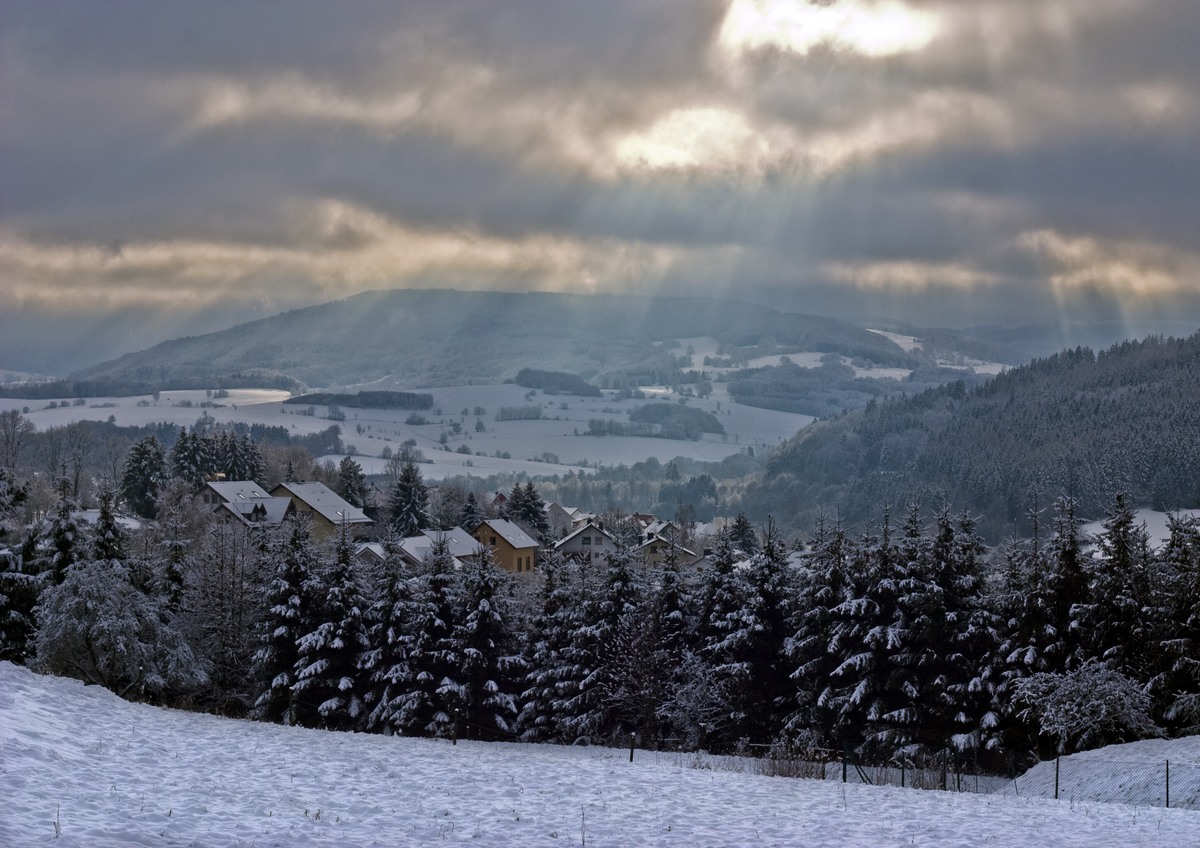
[742,334,1200,539]
[284,391,434,410]
[513,368,602,397]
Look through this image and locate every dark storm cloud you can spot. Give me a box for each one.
[2,0,1200,374]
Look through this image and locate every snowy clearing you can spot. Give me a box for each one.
[0,385,810,481]
[4,663,1200,847]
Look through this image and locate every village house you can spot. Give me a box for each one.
[471,517,539,574]
[198,480,293,529]
[552,520,619,564]
[634,533,696,566]
[270,481,372,539]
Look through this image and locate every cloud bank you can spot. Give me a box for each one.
[3,0,1200,371]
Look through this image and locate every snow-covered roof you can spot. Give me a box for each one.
[475,518,538,550]
[405,527,482,560]
[203,480,273,503]
[634,533,695,558]
[552,520,617,550]
[216,497,293,527]
[271,481,371,525]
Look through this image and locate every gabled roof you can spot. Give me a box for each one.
[553,520,618,550]
[271,481,371,525]
[475,518,538,550]
[404,527,482,560]
[644,519,676,537]
[204,480,273,503]
[634,533,695,558]
[217,497,293,527]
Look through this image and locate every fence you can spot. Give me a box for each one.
[640,745,1200,811]
[996,756,1200,810]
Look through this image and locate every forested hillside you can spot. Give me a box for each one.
[65,289,911,391]
[744,333,1200,538]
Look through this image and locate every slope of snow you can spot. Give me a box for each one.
[1082,508,1200,550]
[4,662,1200,847]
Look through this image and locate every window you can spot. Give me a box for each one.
[490,536,497,546]
[582,536,592,546]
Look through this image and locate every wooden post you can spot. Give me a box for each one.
[1054,757,1060,801]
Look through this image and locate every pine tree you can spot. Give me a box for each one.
[91,485,125,564]
[43,476,82,586]
[459,491,486,533]
[820,512,903,756]
[456,545,525,740]
[251,517,319,724]
[170,427,206,485]
[1156,513,1200,731]
[517,549,581,742]
[362,533,417,733]
[337,456,370,509]
[121,435,167,519]
[388,459,430,537]
[696,532,745,750]
[788,513,852,747]
[727,512,758,557]
[391,537,463,736]
[292,522,371,730]
[0,468,39,663]
[1078,492,1158,678]
[710,516,794,747]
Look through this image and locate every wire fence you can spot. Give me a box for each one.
[995,756,1200,810]
[639,744,1200,811]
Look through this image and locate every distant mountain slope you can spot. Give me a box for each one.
[744,333,1200,538]
[68,289,913,389]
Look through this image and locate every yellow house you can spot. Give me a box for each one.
[471,518,539,574]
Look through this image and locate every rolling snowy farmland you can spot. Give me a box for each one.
[0,383,810,481]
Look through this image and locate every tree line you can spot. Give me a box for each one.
[4,463,1198,770]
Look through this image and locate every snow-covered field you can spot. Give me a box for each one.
[1081,508,1200,550]
[0,384,810,481]
[5,663,1200,847]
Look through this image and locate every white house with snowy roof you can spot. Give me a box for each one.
[552,520,619,564]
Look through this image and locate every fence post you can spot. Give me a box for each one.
[1166,760,1170,809]
[941,749,948,791]
[1054,757,1060,801]
[842,743,848,784]
[901,761,905,789]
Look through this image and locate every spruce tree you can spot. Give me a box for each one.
[517,549,581,742]
[392,537,463,736]
[337,456,369,509]
[251,517,319,724]
[456,545,525,740]
[362,533,417,733]
[121,435,167,519]
[293,522,371,730]
[0,468,39,663]
[459,491,486,533]
[388,458,430,537]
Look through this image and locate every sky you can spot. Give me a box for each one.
[3,0,1200,373]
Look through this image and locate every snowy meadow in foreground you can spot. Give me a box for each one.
[4,663,1200,847]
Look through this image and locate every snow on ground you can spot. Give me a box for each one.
[0,384,809,481]
[5,663,1200,847]
[1004,736,1200,809]
[1082,508,1200,551]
